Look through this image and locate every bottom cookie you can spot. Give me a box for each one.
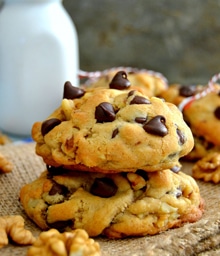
[20,167,204,238]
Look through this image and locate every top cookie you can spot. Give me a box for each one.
[32,81,194,173]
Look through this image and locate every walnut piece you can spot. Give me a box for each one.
[0,152,13,173]
[192,152,220,183]
[0,132,11,145]
[0,215,36,248]
[27,229,100,256]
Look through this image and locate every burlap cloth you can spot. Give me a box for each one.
[0,143,220,256]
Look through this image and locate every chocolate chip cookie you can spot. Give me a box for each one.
[20,167,203,238]
[32,81,194,173]
[160,83,220,160]
[183,89,220,146]
[84,69,168,97]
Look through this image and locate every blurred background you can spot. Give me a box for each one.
[2,0,220,85]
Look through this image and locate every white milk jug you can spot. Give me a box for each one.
[0,0,79,137]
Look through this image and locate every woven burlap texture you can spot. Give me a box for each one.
[0,143,220,256]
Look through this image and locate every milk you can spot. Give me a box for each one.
[0,0,79,136]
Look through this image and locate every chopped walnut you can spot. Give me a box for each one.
[0,215,36,248]
[0,132,11,145]
[0,152,13,173]
[127,172,146,190]
[27,229,100,256]
[192,152,220,183]
[61,99,74,120]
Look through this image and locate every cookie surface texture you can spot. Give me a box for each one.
[20,168,203,238]
[32,87,194,173]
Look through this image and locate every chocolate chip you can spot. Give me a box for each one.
[63,81,85,99]
[90,177,118,198]
[214,106,220,120]
[109,71,131,90]
[143,115,168,137]
[128,90,136,97]
[136,169,149,180]
[130,95,151,105]
[176,128,186,145]
[41,118,61,136]
[49,182,69,196]
[48,220,73,231]
[170,166,181,173]
[179,85,196,97]
[112,128,119,138]
[166,188,182,198]
[175,188,182,198]
[135,117,147,124]
[95,102,116,123]
[46,165,69,177]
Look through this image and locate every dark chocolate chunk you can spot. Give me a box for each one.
[135,117,147,124]
[63,81,85,99]
[128,90,136,97]
[214,106,220,120]
[109,71,131,90]
[49,182,69,196]
[170,166,181,173]
[179,85,196,97]
[136,169,149,180]
[90,177,118,198]
[48,220,73,231]
[112,128,119,138]
[176,128,186,145]
[130,95,151,105]
[95,102,116,123]
[46,165,69,177]
[143,115,168,137]
[175,188,182,198]
[41,118,61,136]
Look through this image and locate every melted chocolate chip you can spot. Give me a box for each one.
[90,177,118,198]
[136,169,149,180]
[41,118,61,136]
[46,165,69,177]
[135,117,147,124]
[95,102,116,123]
[130,96,151,105]
[48,220,73,231]
[49,182,69,196]
[214,106,220,120]
[109,71,131,90]
[176,128,186,145]
[170,166,181,173]
[143,115,168,137]
[175,188,182,198]
[112,128,119,138]
[128,90,136,97]
[179,85,196,97]
[63,81,85,99]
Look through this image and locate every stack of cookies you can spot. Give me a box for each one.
[20,71,204,238]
